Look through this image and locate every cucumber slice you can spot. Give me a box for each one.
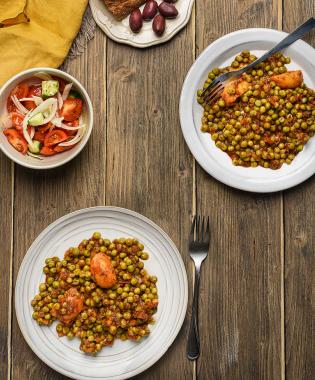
[28,112,44,126]
[28,140,41,154]
[42,80,59,97]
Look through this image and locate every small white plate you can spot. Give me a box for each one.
[15,206,188,380]
[180,28,315,192]
[89,0,195,48]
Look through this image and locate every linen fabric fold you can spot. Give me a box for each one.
[0,0,88,86]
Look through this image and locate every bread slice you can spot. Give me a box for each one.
[103,0,146,21]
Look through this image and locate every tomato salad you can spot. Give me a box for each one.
[1,73,86,158]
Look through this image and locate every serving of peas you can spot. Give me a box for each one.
[31,232,158,354]
[197,51,315,169]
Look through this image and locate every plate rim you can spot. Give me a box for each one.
[15,205,188,380]
[179,28,315,193]
[89,0,195,48]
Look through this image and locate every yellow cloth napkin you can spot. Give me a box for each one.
[0,0,88,86]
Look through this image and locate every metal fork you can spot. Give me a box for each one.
[200,17,315,105]
[187,216,210,360]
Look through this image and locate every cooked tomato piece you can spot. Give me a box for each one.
[24,85,42,110]
[34,131,45,143]
[7,83,29,112]
[54,144,76,153]
[90,252,117,288]
[40,146,55,156]
[4,128,28,154]
[10,112,24,129]
[44,129,68,147]
[60,99,83,122]
[51,287,84,325]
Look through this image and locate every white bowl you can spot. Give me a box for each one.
[0,68,93,169]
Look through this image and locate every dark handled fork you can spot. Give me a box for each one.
[200,17,315,106]
[187,216,210,360]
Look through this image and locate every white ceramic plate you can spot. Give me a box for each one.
[15,206,188,380]
[180,28,315,192]
[89,0,194,48]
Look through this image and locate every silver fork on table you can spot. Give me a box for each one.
[200,17,315,106]
[187,216,210,360]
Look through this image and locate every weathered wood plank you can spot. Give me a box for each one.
[105,22,195,380]
[11,28,106,380]
[0,158,13,380]
[195,1,282,379]
[283,1,315,379]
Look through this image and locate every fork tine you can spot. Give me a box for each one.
[204,217,210,244]
[201,217,205,242]
[189,216,196,243]
[196,216,200,241]
[204,84,224,103]
[202,82,222,100]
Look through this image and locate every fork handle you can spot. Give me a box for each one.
[238,17,315,75]
[187,266,201,360]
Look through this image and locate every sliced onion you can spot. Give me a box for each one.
[32,96,43,106]
[35,72,52,81]
[59,122,86,131]
[29,97,57,117]
[22,111,33,145]
[57,92,63,109]
[19,97,34,102]
[27,151,43,160]
[58,127,85,146]
[51,116,64,128]
[30,126,35,139]
[62,83,72,101]
[11,95,28,114]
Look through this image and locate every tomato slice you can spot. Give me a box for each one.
[10,112,24,129]
[60,99,83,122]
[54,144,76,152]
[34,131,45,143]
[37,122,52,133]
[64,119,79,136]
[40,146,56,156]
[24,85,42,110]
[44,129,68,147]
[7,83,29,112]
[4,128,28,154]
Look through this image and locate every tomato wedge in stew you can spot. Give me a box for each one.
[60,99,83,122]
[24,86,42,110]
[44,129,68,147]
[7,83,29,112]
[40,146,55,156]
[4,128,28,154]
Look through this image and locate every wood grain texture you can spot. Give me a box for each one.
[195,1,282,379]
[10,28,106,380]
[283,2,315,379]
[105,23,195,380]
[0,159,13,380]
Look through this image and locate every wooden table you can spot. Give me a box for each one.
[1,1,314,379]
